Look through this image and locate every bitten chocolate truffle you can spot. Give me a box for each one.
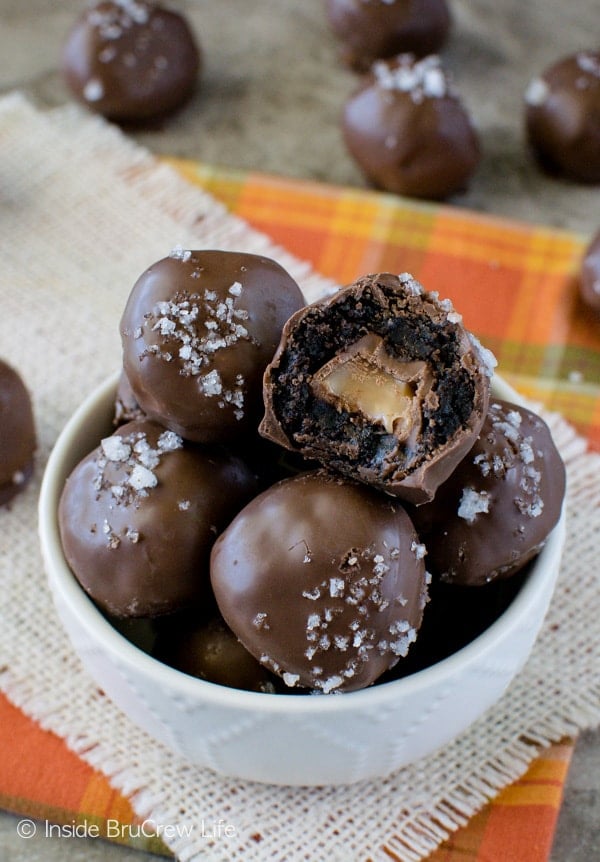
[154,616,277,692]
[525,51,600,183]
[0,359,36,507]
[260,272,494,504]
[409,401,566,586]
[59,419,258,617]
[342,54,480,200]
[325,0,451,72]
[62,0,201,123]
[580,230,600,312]
[120,249,305,444]
[210,471,429,693]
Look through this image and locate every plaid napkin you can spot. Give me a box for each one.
[0,693,573,860]
[1,112,598,860]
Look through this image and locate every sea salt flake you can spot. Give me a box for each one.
[306,613,321,631]
[128,464,157,491]
[411,541,427,560]
[201,369,222,396]
[334,635,349,651]
[253,612,269,630]
[318,675,343,694]
[158,430,183,451]
[101,436,131,462]
[169,245,192,262]
[329,577,345,597]
[83,78,104,102]
[458,487,490,522]
[525,77,549,106]
[282,672,300,687]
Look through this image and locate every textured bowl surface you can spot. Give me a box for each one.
[39,372,566,786]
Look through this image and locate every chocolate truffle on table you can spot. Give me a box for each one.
[154,616,277,693]
[260,272,495,505]
[0,359,36,507]
[120,249,305,444]
[325,0,451,72]
[409,401,566,587]
[62,0,201,123]
[210,470,429,694]
[342,54,480,200]
[580,230,600,313]
[525,50,600,183]
[58,419,258,618]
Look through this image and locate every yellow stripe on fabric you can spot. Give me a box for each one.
[494,784,563,808]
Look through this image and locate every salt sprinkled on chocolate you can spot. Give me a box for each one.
[410,400,566,586]
[59,418,259,618]
[373,54,451,104]
[524,78,550,107]
[211,472,428,693]
[121,250,304,443]
[342,50,479,199]
[62,0,201,122]
[95,427,183,508]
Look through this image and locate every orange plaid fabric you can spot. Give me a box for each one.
[2,159,595,859]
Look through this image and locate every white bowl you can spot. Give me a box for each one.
[38,372,566,786]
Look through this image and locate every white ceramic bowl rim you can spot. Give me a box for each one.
[39,371,566,716]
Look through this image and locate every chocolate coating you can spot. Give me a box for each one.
[409,401,566,586]
[120,249,305,444]
[154,616,277,692]
[343,54,480,200]
[59,419,258,618]
[0,359,36,507]
[326,0,451,72]
[580,230,600,312]
[210,471,428,693]
[525,51,600,183]
[260,272,494,504]
[113,369,145,426]
[62,0,201,123]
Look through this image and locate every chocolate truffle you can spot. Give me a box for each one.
[409,400,566,586]
[0,359,36,507]
[342,54,480,200]
[210,471,429,693]
[62,0,201,123]
[260,272,495,505]
[59,419,258,618]
[580,230,600,312]
[154,616,277,692]
[325,0,451,72]
[525,51,600,183]
[120,249,305,444]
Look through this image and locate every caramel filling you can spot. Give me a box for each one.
[311,334,434,442]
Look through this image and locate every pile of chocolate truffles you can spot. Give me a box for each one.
[58,250,566,695]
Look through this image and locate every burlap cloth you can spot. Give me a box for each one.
[1,93,599,862]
